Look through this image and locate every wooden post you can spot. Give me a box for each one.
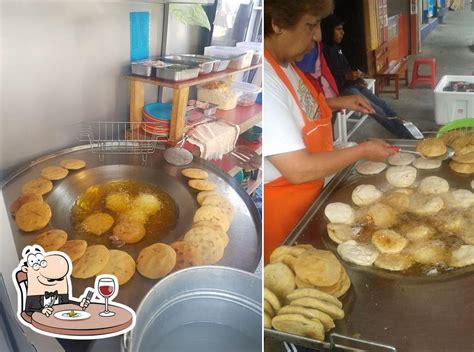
[410,0,419,54]
[363,0,379,76]
[129,80,144,130]
[169,86,190,142]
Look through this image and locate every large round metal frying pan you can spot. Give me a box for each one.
[2,145,261,310]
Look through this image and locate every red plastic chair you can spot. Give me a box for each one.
[410,57,436,89]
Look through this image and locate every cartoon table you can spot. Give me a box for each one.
[31,303,133,336]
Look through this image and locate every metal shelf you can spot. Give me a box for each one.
[127,64,262,141]
[127,64,262,89]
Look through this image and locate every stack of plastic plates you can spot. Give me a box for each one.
[141,103,172,138]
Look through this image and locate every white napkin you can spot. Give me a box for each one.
[188,121,240,160]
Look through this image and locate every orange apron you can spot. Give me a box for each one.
[264,48,333,263]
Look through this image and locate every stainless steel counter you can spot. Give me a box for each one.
[269,140,474,352]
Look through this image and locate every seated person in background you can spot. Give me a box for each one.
[321,14,398,119]
[296,39,408,139]
[295,41,339,99]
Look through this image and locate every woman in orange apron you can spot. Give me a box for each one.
[264,0,396,262]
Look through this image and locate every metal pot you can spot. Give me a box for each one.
[122,266,262,352]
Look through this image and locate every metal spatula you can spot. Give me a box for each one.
[401,119,425,140]
[369,113,424,140]
[388,146,454,160]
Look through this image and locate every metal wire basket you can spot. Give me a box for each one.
[78,122,167,160]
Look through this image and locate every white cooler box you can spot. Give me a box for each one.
[435,75,474,125]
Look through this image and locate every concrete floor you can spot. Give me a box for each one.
[351,5,474,142]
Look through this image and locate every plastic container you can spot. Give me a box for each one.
[187,100,218,116]
[231,81,262,107]
[204,46,253,70]
[240,125,262,143]
[434,75,474,124]
[197,81,242,111]
[236,42,262,65]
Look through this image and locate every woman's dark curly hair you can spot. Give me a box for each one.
[264,0,333,37]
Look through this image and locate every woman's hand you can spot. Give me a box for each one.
[355,78,368,88]
[345,70,362,80]
[268,140,397,184]
[360,139,397,161]
[327,95,375,114]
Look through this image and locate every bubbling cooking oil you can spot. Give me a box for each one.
[353,208,472,275]
[71,180,177,244]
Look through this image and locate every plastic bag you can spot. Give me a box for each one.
[169,4,211,31]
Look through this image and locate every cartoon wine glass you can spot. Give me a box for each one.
[98,277,115,317]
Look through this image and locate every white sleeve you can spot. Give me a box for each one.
[263,63,306,157]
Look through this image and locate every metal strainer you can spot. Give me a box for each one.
[164,118,219,166]
[164,135,193,166]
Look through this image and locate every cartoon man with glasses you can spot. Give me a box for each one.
[18,245,89,317]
